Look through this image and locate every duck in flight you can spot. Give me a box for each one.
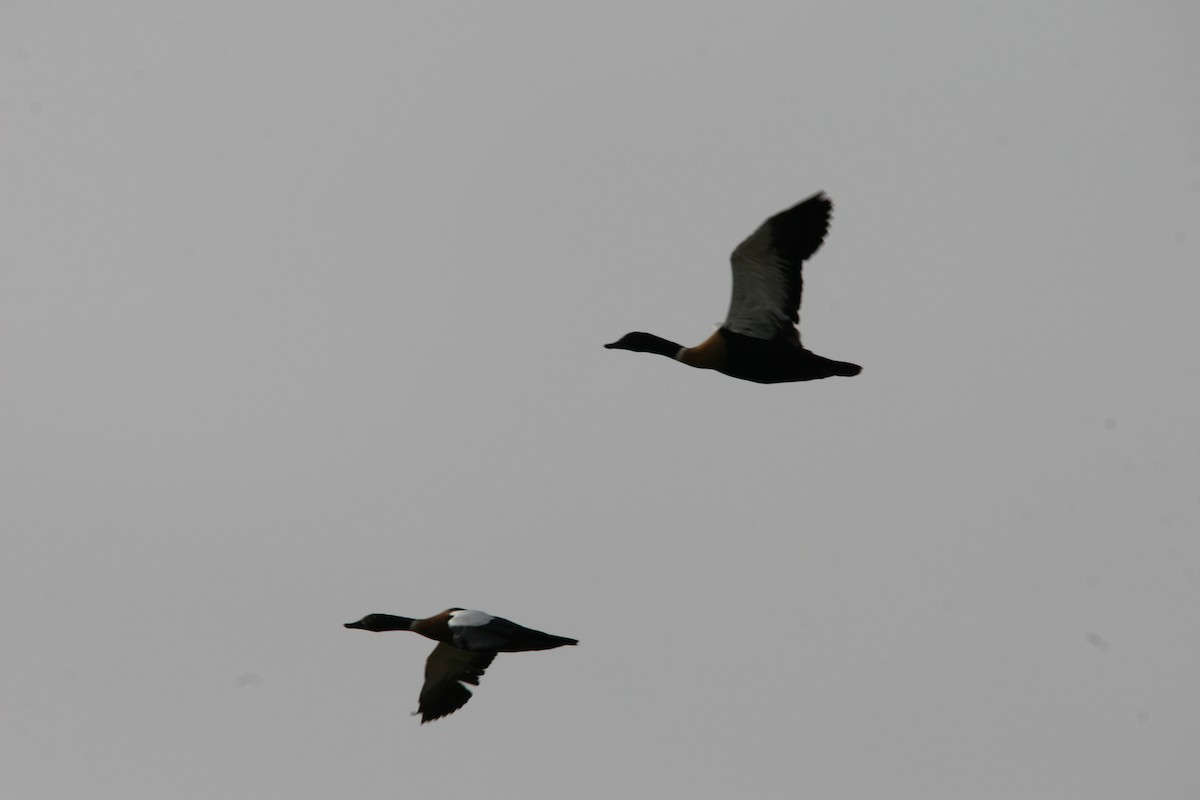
[605,192,861,384]
[344,608,578,723]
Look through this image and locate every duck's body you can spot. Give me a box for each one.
[606,192,861,384]
[683,327,860,384]
[345,608,577,723]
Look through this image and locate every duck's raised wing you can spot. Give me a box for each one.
[724,192,832,341]
[417,643,496,723]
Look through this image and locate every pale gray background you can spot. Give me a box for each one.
[3,3,1199,798]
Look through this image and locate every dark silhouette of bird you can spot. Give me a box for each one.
[344,608,577,723]
[605,192,860,383]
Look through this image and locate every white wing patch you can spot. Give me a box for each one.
[448,609,494,628]
[726,251,795,339]
[724,193,831,341]
[725,222,797,340]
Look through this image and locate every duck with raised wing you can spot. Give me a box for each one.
[605,191,861,384]
[344,608,578,723]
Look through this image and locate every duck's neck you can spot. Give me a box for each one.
[644,334,686,359]
[370,614,416,632]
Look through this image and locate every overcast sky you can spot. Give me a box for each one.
[3,3,1199,798]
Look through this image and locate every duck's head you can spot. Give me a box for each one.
[604,332,682,358]
[344,613,415,632]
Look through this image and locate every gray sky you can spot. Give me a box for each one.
[3,2,1199,798]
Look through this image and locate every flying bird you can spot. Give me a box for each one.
[344,608,577,723]
[605,191,861,383]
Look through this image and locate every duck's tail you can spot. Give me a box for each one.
[505,628,579,652]
[829,360,862,377]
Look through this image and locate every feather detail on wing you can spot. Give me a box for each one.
[418,643,496,723]
[724,192,832,341]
